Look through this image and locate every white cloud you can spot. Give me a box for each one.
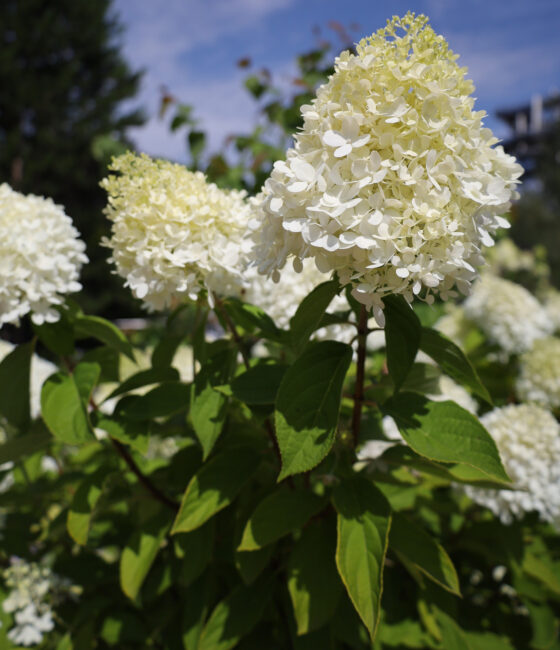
[114,0,297,161]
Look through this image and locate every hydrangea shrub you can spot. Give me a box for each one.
[1,13,559,650]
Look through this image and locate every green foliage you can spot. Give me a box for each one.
[383,294,421,390]
[275,341,352,480]
[383,392,509,483]
[0,340,33,430]
[1,24,559,650]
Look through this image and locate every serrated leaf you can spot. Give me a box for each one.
[231,363,288,405]
[238,486,326,551]
[390,513,460,595]
[41,363,99,444]
[67,471,108,545]
[0,340,34,430]
[420,327,491,403]
[198,576,272,650]
[104,366,180,402]
[75,314,135,360]
[120,513,170,600]
[172,446,261,534]
[115,382,190,421]
[333,477,392,640]
[287,519,342,635]
[383,295,421,391]
[290,280,339,351]
[275,341,352,480]
[382,392,509,483]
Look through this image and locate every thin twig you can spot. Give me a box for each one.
[111,438,179,512]
[351,304,368,447]
[89,396,179,512]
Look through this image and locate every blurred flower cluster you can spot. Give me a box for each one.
[2,559,74,647]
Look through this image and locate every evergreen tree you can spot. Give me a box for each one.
[0,0,144,315]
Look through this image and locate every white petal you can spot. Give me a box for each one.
[323,130,347,147]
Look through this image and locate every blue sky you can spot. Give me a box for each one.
[113,0,560,163]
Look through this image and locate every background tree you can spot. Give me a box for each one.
[0,0,144,316]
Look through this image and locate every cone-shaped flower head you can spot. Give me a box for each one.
[516,337,560,409]
[102,153,252,310]
[463,404,560,528]
[0,184,87,326]
[250,13,523,324]
[463,274,552,354]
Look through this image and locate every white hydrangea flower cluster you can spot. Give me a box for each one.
[486,238,536,275]
[2,559,72,647]
[102,153,252,310]
[463,274,553,354]
[0,183,87,327]
[463,404,560,527]
[516,337,560,409]
[249,13,522,324]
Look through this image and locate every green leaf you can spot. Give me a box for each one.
[33,315,74,356]
[383,295,421,391]
[198,576,273,650]
[92,414,150,454]
[189,130,206,161]
[523,553,560,596]
[75,314,135,360]
[182,575,215,650]
[116,382,190,420]
[435,610,471,650]
[275,341,352,480]
[332,477,392,640]
[0,429,51,465]
[420,327,491,403]
[382,392,510,483]
[235,545,274,585]
[287,519,342,635]
[244,74,267,99]
[224,298,282,341]
[238,486,326,551]
[0,340,34,430]
[41,363,99,444]
[390,513,460,595]
[290,280,339,351]
[231,363,288,405]
[527,601,559,649]
[104,366,180,402]
[190,385,228,460]
[120,513,171,600]
[67,471,108,545]
[190,348,236,458]
[172,446,261,534]
[174,520,214,587]
[464,631,515,650]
